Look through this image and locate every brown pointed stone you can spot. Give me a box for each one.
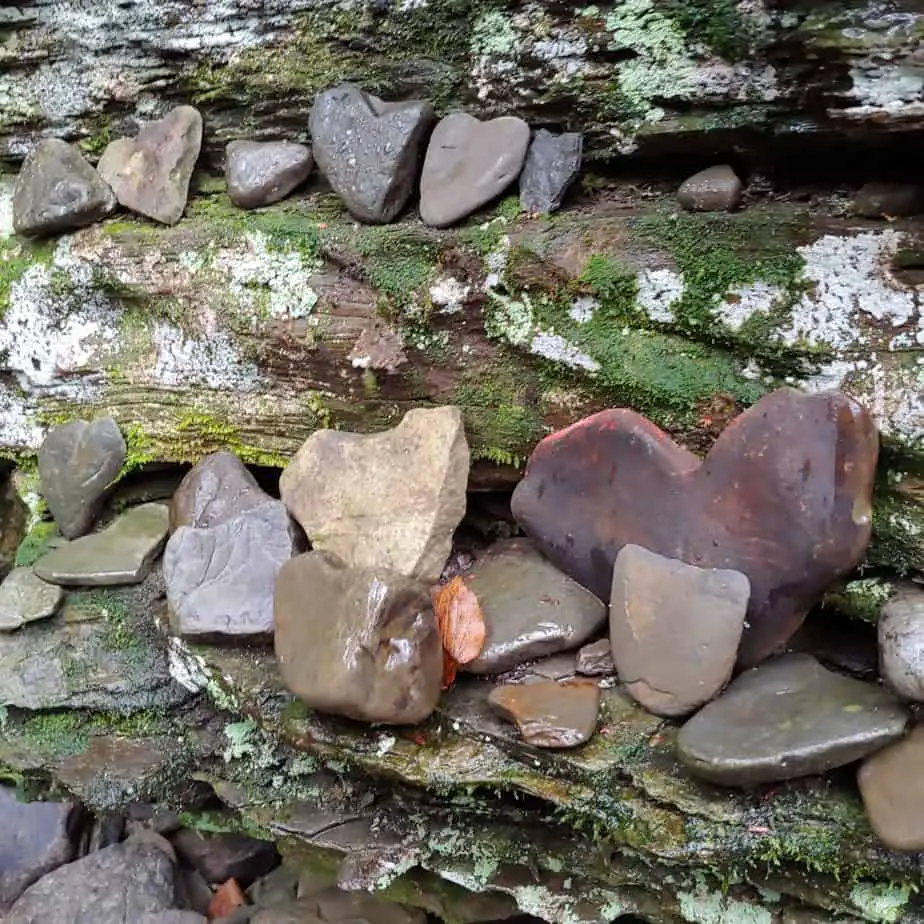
[511,388,878,667]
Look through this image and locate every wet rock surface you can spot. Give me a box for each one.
[858,724,924,851]
[225,140,314,210]
[511,388,879,667]
[676,165,743,212]
[488,679,600,748]
[274,551,443,724]
[12,138,116,237]
[576,638,615,676]
[171,829,280,888]
[280,407,468,583]
[610,545,750,717]
[677,653,908,786]
[34,503,169,587]
[461,538,606,675]
[38,418,126,540]
[852,181,924,218]
[0,566,63,631]
[419,113,530,228]
[519,129,583,215]
[310,84,434,224]
[0,788,79,911]
[165,500,302,640]
[877,585,924,701]
[97,105,203,225]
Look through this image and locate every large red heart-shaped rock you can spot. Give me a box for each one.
[511,388,878,667]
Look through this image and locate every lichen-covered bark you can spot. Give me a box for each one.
[1,1,923,167]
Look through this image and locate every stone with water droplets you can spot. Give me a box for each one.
[511,388,878,667]
[225,140,314,209]
[519,129,583,215]
[877,585,924,702]
[677,165,742,212]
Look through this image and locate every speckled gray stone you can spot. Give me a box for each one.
[677,165,742,212]
[0,567,63,631]
[878,585,924,701]
[225,140,313,209]
[519,129,583,214]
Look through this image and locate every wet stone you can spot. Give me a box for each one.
[852,181,924,218]
[877,585,924,701]
[462,538,606,675]
[677,653,908,787]
[138,914,208,924]
[420,113,531,228]
[610,545,750,717]
[310,83,434,224]
[34,503,169,587]
[169,451,273,534]
[677,165,743,212]
[38,418,126,540]
[171,829,280,888]
[858,724,924,851]
[576,638,615,677]
[511,388,879,667]
[519,129,583,215]
[488,679,600,748]
[0,788,79,912]
[12,138,116,237]
[274,551,443,724]
[5,841,175,924]
[280,406,469,583]
[98,105,203,225]
[225,140,313,209]
[0,567,63,631]
[165,500,303,640]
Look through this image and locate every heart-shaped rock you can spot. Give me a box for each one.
[419,113,530,228]
[97,105,203,225]
[38,418,126,540]
[309,84,434,224]
[511,388,878,667]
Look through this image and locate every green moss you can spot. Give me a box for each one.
[14,520,57,568]
[17,712,90,758]
[868,485,924,574]
[659,0,757,60]
[0,237,54,316]
[175,412,289,468]
[824,577,895,624]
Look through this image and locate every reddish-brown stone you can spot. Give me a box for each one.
[511,388,878,667]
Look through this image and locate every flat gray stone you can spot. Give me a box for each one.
[519,129,582,215]
[878,585,924,701]
[310,83,434,224]
[609,544,750,717]
[12,139,116,238]
[98,105,203,225]
[420,113,530,228]
[576,638,615,677]
[677,653,908,787]
[0,788,79,912]
[677,165,742,212]
[34,503,169,586]
[853,181,924,218]
[462,538,607,675]
[5,842,175,924]
[38,417,126,540]
[165,500,302,640]
[169,451,272,533]
[138,914,208,924]
[0,567,63,631]
[279,407,469,583]
[225,140,314,209]
[274,551,443,724]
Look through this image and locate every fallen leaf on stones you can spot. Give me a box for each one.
[432,577,486,687]
[208,878,246,918]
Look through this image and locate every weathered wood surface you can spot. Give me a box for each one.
[2,1,924,167]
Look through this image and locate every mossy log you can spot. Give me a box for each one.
[2,1,924,167]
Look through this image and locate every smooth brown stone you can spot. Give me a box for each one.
[858,724,924,851]
[488,679,600,748]
[511,388,878,667]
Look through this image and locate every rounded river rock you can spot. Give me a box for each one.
[878,585,924,702]
[225,140,314,210]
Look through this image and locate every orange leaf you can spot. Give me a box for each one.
[208,878,245,919]
[432,577,486,687]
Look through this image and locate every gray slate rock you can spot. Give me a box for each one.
[609,544,750,717]
[38,417,126,540]
[274,551,443,724]
[34,503,169,586]
[309,84,434,224]
[462,538,607,675]
[420,113,531,228]
[0,788,79,912]
[171,829,280,887]
[165,500,302,640]
[677,653,908,787]
[519,129,583,215]
[576,638,615,677]
[878,585,924,701]
[853,181,924,218]
[98,105,203,225]
[225,140,314,209]
[677,165,742,212]
[138,914,208,924]
[5,841,175,923]
[0,566,63,631]
[12,139,116,237]
[169,451,272,533]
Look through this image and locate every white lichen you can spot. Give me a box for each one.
[677,876,773,924]
[568,296,598,323]
[714,281,783,331]
[530,332,600,372]
[166,636,209,693]
[149,322,261,391]
[429,275,471,314]
[0,177,14,238]
[848,882,911,924]
[636,268,684,323]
